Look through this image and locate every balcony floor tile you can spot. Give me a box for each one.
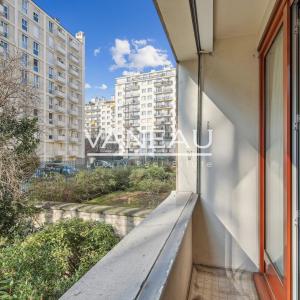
[188,265,258,300]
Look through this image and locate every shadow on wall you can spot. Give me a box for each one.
[198,35,260,270]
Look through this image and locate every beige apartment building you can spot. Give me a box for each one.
[0,0,85,162]
[115,68,176,155]
[85,97,115,138]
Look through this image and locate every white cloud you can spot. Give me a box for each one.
[85,83,92,89]
[110,38,172,71]
[93,47,101,57]
[95,84,108,90]
[110,39,131,70]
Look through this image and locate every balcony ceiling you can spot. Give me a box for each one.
[154,0,274,61]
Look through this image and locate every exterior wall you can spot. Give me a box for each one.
[114,68,176,155]
[199,35,259,271]
[0,0,85,162]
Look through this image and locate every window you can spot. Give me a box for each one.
[33,12,39,23]
[48,66,54,79]
[33,109,38,117]
[48,97,53,109]
[33,58,39,72]
[21,52,28,66]
[49,113,53,124]
[0,40,8,53]
[33,41,39,56]
[33,74,39,87]
[48,81,54,94]
[21,34,28,49]
[48,21,53,33]
[22,18,28,31]
[0,21,8,38]
[22,0,28,14]
[3,4,8,19]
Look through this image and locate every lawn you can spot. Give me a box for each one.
[86,190,170,209]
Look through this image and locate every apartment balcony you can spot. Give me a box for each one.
[69,68,80,78]
[125,85,140,92]
[69,136,79,143]
[154,88,174,95]
[154,113,172,118]
[155,96,174,102]
[54,150,65,157]
[0,24,5,36]
[56,30,66,41]
[56,44,66,56]
[70,54,80,65]
[56,74,66,84]
[55,105,66,114]
[69,82,79,90]
[125,92,140,98]
[69,108,79,116]
[56,121,66,128]
[154,80,173,87]
[70,41,80,51]
[56,60,66,70]
[55,90,65,98]
[154,120,172,126]
[155,103,173,109]
[56,135,66,142]
[69,95,79,103]
[69,122,78,130]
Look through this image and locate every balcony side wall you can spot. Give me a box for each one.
[176,59,199,193]
[195,35,260,271]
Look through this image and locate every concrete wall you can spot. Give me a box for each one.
[177,59,199,193]
[197,35,259,271]
[36,202,150,237]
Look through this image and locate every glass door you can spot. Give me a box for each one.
[264,27,285,280]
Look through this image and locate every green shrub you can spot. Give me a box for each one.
[0,219,118,299]
[74,168,117,201]
[112,167,131,190]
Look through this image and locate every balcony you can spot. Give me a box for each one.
[69,136,79,143]
[69,122,78,129]
[55,105,65,113]
[56,135,66,142]
[56,74,66,84]
[0,24,5,36]
[56,120,65,127]
[56,30,66,41]
[69,95,79,103]
[154,88,173,94]
[56,60,66,70]
[70,54,80,65]
[62,192,197,299]
[70,41,80,51]
[125,85,140,92]
[0,4,4,16]
[154,80,173,87]
[55,90,65,98]
[69,68,79,78]
[69,82,79,90]
[56,44,66,56]
[69,109,79,116]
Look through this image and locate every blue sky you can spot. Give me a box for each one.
[33,0,175,102]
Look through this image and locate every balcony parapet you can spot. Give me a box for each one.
[61,191,197,300]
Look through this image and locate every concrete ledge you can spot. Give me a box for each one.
[60,191,198,300]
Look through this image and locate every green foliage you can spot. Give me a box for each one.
[29,165,175,204]
[0,219,118,299]
[129,165,175,194]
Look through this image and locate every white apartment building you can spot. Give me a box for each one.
[115,68,176,155]
[0,0,85,162]
[85,97,115,138]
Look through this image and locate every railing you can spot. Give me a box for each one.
[61,192,197,300]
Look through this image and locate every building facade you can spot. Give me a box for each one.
[0,0,85,162]
[115,68,176,156]
[85,97,115,138]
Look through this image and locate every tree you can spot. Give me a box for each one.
[0,51,40,239]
